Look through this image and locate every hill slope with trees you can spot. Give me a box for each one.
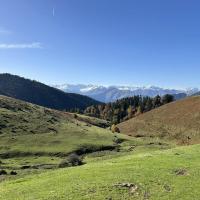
[84,94,174,124]
[0,73,100,110]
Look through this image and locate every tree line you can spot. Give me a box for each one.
[82,94,174,124]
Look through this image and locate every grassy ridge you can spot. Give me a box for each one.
[1,144,200,200]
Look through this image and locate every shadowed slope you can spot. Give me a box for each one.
[0,73,100,110]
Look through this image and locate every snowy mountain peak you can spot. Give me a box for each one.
[52,84,199,103]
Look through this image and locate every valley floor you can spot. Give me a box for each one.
[1,144,200,200]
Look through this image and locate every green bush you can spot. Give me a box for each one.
[59,153,83,168]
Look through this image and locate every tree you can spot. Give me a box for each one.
[162,94,174,104]
[111,124,120,133]
[153,95,162,108]
[145,97,153,111]
[127,105,134,119]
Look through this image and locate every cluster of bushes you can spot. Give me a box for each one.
[0,169,17,175]
[59,153,83,168]
[84,94,174,124]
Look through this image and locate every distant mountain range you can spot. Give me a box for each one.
[53,84,199,102]
[192,91,200,96]
[0,74,100,110]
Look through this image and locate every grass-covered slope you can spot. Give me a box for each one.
[118,96,200,144]
[0,95,173,182]
[0,73,100,110]
[0,95,114,157]
[1,144,200,200]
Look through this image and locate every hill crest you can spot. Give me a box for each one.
[118,96,200,144]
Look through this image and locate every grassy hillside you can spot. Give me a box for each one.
[118,96,200,144]
[0,95,116,180]
[0,144,200,200]
[0,95,115,157]
[0,95,173,182]
[0,73,100,110]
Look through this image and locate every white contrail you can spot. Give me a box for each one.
[53,8,55,17]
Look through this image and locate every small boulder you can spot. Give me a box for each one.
[174,169,188,176]
[114,182,138,193]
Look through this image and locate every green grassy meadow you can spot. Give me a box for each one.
[1,144,200,200]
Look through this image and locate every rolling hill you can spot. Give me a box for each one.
[118,96,200,144]
[0,73,100,110]
[0,95,114,157]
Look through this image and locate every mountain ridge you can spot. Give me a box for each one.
[0,73,100,110]
[53,83,199,102]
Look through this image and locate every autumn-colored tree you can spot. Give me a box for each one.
[111,124,120,133]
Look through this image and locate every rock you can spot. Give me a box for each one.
[114,182,138,193]
[174,169,188,176]
[114,182,134,188]
[129,185,138,193]
[164,184,171,192]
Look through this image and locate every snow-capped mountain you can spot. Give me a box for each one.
[53,84,199,103]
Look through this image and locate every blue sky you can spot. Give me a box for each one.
[0,0,200,88]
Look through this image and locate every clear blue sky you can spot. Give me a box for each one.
[0,0,200,88]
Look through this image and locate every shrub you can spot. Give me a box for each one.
[10,171,17,175]
[59,153,83,168]
[113,136,124,144]
[0,169,7,175]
